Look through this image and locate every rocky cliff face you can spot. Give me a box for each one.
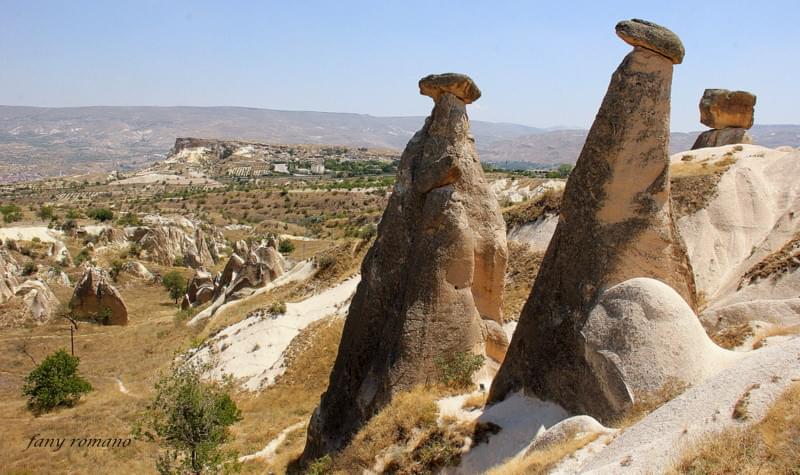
[489,20,697,420]
[302,73,508,461]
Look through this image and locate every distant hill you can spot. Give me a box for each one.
[1,105,797,181]
[0,105,541,182]
[481,125,800,168]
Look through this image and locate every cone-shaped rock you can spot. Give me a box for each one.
[302,73,507,460]
[489,20,696,420]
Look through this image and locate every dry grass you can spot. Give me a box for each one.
[740,232,800,287]
[461,392,487,411]
[669,152,737,178]
[710,323,755,349]
[486,432,600,475]
[609,378,688,429]
[503,242,544,320]
[670,382,800,475]
[234,316,344,474]
[0,279,192,474]
[502,188,563,229]
[670,152,737,218]
[331,387,439,472]
[751,323,800,350]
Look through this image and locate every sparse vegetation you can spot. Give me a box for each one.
[434,351,485,390]
[0,203,22,222]
[22,349,93,414]
[503,188,563,228]
[267,300,287,316]
[670,383,800,475]
[133,359,242,475]
[86,207,115,222]
[610,377,688,428]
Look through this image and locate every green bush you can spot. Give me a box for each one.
[22,261,36,276]
[86,208,114,222]
[117,212,141,226]
[37,205,56,221]
[278,239,295,254]
[0,203,22,223]
[109,259,124,282]
[22,349,92,413]
[74,248,92,266]
[268,300,287,316]
[133,359,242,475]
[434,352,485,389]
[305,455,333,475]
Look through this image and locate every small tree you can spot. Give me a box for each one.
[162,271,186,304]
[278,239,295,254]
[37,205,56,221]
[134,360,242,474]
[22,349,92,413]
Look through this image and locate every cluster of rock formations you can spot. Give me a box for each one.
[69,266,129,325]
[0,249,60,323]
[182,238,285,310]
[301,20,758,464]
[692,89,756,149]
[303,72,508,460]
[93,215,223,270]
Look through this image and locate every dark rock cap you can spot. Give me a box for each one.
[419,73,481,104]
[616,19,685,64]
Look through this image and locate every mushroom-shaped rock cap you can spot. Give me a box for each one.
[616,19,685,64]
[419,73,481,104]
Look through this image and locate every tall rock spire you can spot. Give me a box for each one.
[489,19,697,419]
[302,73,508,461]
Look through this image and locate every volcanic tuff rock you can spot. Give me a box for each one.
[133,224,220,269]
[0,250,19,303]
[185,240,284,309]
[691,89,757,149]
[15,279,59,322]
[699,89,756,129]
[303,73,508,461]
[490,20,697,420]
[120,261,154,281]
[69,266,129,325]
[182,270,215,310]
[581,278,734,413]
[692,127,752,149]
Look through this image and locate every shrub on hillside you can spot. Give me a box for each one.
[86,207,114,222]
[278,239,295,254]
[133,359,242,475]
[434,352,485,390]
[22,349,92,413]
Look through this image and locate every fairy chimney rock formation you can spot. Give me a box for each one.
[302,73,508,461]
[692,89,756,149]
[69,267,129,325]
[489,20,697,420]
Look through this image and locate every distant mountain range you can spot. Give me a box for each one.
[1,105,798,182]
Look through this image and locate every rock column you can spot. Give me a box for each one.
[489,19,696,420]
[302,73,508,461]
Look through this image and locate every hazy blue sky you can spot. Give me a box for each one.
[1,0,797,131]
